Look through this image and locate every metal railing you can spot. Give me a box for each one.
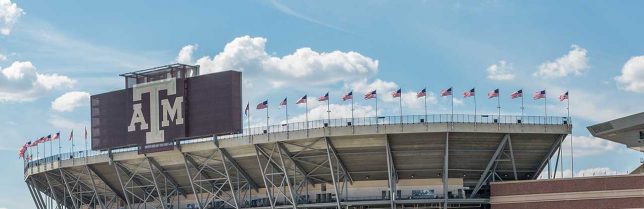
[24,114,570,170]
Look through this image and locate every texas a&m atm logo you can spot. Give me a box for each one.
[127,78,184,144]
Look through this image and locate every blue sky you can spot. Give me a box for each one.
[1,0,644,208]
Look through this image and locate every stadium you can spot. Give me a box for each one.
[23,64,575,209]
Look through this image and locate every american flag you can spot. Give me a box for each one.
[342,91,353,101]
[28,140,37,147]
[279,97,287,107]
[256,100,268,109]
[69,130,74,141]
[244,102,250,116]
[417,88,426,98]
[440,88,452,96]
[533,90,546,100]
[296,95,307,104]
[463,88,475,98]
[52,132,60,140]
[391,88,401,98]
[318,92,329,101]
[84,126,88,140]
[488,89,499,99]
[364,90,377,100]
[18,143,28,159]
[511,89,523,99]
[45,135,52,142]
[559,91,569,101]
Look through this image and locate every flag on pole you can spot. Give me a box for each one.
[440,88,452,96]
[417,88,426,98]
[463,88,475,98]
[52,132,60,140]
[533,90,546,100]
[45,135,52,142]
[342,91,353,101]
[488,89,499,99]
[318,92,329,101]
[391,88,401,98]
[29,139,38,147]
[69,130,74,141]
[279,97,287,107]
[84,127,88,140]
[559,91,569,101]
[256,100,268,109]
[296,95,307,104]
[364,90,377,99]
[511,89,523,99]
[18,143,28,158]
[244,102,250,116]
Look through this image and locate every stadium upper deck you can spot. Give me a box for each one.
[24,114,571,209]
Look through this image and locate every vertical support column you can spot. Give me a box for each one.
[443,132,449,209]
[219,151,241,209]
[507,135,518,180]
[181,154,203,209]
[59,169,79,209]
[85,166,107,209]
[276,145,298,208]
[325,138,342,209]
[147,159,168,209]
[44,173,62,209]
[255,147,276,209]
[112,163,133,209]
[385,135,396,209]
[26,179,44,209]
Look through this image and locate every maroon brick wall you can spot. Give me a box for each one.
[492,175,644,196]
[493,197,644,209]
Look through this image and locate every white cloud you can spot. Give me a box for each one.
[0,0,23,35]
[0,53,6,61]
[576,167,626,177]
[0,61,75,102]
[346,78,399,102]
[565,135,621,157]
[176,44,197,64]
[287,104,376,123]
[486,60,515,81]
[534,45,589,78]
[615,55,644,93]
[565,89,631,122]
[192,36,378,88]
[48,114,87,133]
[452,97,464,106]
[538,167,627,179]
[401,91,438,109]
[51,91,90,112]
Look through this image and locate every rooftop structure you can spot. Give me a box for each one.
[587,112,644,152]
[119,64,200,88]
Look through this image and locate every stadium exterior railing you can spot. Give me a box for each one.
[24,114,570,170]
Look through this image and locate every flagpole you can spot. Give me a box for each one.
[474,89,477,123]
[568,93,574,177]
[286,99,289,131]
[305,98,309,131]
[58,133,61,157]
[497,90,501,121]
[375,92,379,132]
[266,104,270,139]
[351,92,355,133]
[451,87,454,124]
[424,88,428,124]
[521,91,524,121]
[397,90,402,131]
[248,102,251,135]
[327,94,331,126]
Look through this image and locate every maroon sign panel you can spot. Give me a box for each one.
[90,71,242,150]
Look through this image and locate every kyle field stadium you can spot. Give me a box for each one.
[20,64,644,209]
